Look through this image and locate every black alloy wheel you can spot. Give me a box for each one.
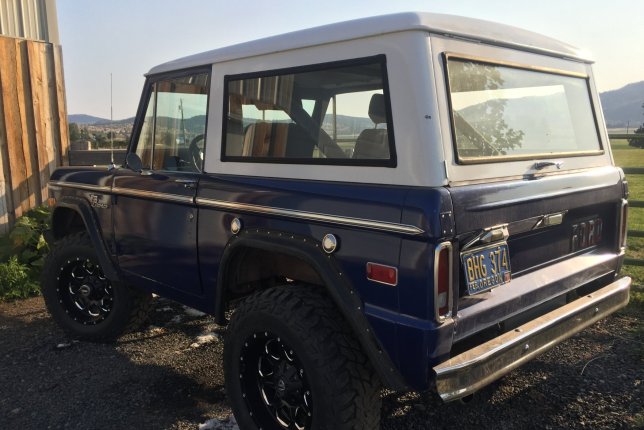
[41,232,151,341]
[56,258,113,325]
[240,331,312,429]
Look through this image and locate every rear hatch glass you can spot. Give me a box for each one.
[445,56,603,164]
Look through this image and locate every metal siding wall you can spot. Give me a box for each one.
[0,0,53,43]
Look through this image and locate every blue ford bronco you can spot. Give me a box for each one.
[42,12,631,430]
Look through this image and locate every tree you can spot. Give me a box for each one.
[628,102,644,148]
[448,60,524,156]
[68,123,80,142]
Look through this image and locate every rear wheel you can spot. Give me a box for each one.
[41,232,151,341]
[224,285,381,430]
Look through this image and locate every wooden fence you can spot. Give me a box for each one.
[610,133,644,266]
[68,149,126,166]
[0,35,68,235]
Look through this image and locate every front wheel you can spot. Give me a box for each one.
[224,285,382,430]
[41,232,151,341]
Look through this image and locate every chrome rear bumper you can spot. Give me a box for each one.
[433,276,631,401]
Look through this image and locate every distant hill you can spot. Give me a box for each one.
[69,81,644,132]
[68,114,135,125]
[600,81,644,128]
[68,114,109,125]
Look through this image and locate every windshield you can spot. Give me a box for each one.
[446,57,602,163]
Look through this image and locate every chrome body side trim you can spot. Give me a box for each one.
[196,197,425,236]
[434,276,631,401]
[48,180,112,194]
[113,187,194,204]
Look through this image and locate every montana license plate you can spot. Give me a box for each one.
[461,242,511,295]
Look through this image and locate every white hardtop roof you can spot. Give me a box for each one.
[148,12,591,75]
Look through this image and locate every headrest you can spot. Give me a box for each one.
[368,93,387,124]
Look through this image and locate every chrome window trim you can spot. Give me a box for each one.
[443,53,604,164]
[196,197,424,236]
[444,52,589,79]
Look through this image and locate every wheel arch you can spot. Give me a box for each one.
[215,229,407,390]
[49,196,120,281]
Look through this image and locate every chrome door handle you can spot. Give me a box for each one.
[174,178,197,189]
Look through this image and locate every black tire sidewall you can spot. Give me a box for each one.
[41,234,133,340]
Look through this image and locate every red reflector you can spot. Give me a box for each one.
[366,262,398,286]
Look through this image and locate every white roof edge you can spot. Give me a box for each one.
[147,12,592,75]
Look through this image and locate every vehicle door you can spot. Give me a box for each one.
[112,69,210,295]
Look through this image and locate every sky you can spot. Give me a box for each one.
[57,0,644,120]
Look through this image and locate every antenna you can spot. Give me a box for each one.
[110,73,115,167]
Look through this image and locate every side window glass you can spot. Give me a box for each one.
[133,72,210,173]
[134,87,155,169]
[223,58,393,165]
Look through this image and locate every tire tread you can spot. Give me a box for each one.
[226,285,381,429]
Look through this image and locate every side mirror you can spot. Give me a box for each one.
[125,153,143,172]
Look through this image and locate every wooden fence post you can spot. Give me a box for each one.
[0,82,12,235]
[54,46,69,166]
[0,37,30,219]
[0,35,68,234]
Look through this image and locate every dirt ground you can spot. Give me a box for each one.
[0,296,642,429]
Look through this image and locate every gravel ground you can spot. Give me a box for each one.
[0,296,641,429]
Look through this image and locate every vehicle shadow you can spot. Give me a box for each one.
[380,316,641,429]
[0,297,229,430]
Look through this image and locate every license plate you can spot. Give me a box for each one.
[461,242,511,295]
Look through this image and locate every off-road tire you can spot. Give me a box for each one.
[41,232,151,341]
[224,284,382,430]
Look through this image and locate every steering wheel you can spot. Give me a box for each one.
[188,134,205,171]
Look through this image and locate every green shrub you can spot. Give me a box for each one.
[0,205,51,301]
[0,256,39,300]
[8,205,51,267]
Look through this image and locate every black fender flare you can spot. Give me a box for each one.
[214,228,407,391]
[50,196,120,282]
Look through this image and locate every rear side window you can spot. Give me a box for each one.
[446,56,602,163]
[222,56,396,166]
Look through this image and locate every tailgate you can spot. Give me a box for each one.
[448,166,625,321]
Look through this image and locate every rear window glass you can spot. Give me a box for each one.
[222,56,395,166]
[446,57,602,163]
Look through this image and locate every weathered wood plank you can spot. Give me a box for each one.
[15,39,41,207]
[53,45,69,166]
[0,37,29,218]
[27,40,51,204]
[42,43,59,171]
[0,70,12,235]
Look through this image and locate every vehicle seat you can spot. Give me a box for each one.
[285,123,317,158]
[242,122,272,157]
[353,94,390,160]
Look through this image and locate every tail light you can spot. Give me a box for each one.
[619,199,628,250]
[434,242,453,322]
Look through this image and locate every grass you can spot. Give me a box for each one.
[612,139,644,286]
